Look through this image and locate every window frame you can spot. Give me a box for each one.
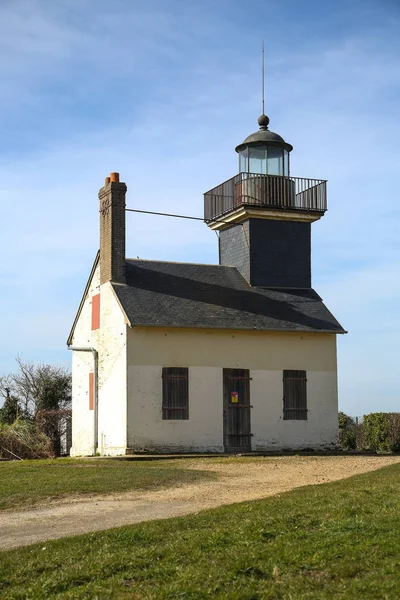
[162,367,189,420]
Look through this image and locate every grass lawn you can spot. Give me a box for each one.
[1,464,399,599]
[0,458,216,511]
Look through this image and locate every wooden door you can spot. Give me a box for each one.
[223,368,252,453]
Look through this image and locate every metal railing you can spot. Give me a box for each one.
[204,173,327,222]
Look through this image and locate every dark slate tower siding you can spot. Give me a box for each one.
[219,219,311,288]
[219,222,251,283]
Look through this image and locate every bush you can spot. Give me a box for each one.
[387,414,400,452]
[0,420,54,460]
[363,413,390,452]
[338,411,356,450]
[36,409,72,456]
[363,413,400,453]
[338,412,400,453]
[0,395,20,425]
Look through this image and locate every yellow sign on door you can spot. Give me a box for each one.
[231,392,239,403]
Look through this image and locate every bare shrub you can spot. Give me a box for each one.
[1,358,71,457]
[0,420,54,460]
[10,357,71,417]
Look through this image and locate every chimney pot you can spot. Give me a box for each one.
[110,172,120,183]
[104,176,110,185]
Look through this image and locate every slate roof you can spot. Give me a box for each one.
[111,259,345,333]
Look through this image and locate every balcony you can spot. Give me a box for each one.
[204,173,327,223]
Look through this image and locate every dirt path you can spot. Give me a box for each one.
[1,455,399,550]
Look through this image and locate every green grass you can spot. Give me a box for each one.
[1,464,400,599]
[0,458,216,511]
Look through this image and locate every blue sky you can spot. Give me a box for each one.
[0,0,399,415]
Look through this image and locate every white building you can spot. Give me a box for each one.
[68,112,345,456]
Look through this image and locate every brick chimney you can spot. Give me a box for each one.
[98,172,127,285]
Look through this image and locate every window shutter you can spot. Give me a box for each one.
[89,372,94,411]
[91,294,100,330]
[283,370,307,420]
[162,368,189,420]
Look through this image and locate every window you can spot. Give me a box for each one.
[249,147,267,174]
[267,147,284,176]
[91,294,100,330]
[283,370,307,420]
[239,148,248,173]
[162,367,189,420]
[283,150,289,176]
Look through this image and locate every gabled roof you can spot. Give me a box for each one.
[67,252,99,346]
[111,259,345,333]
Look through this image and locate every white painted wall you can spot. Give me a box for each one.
[250,370,338,450]
[70,264,128,456]
[97,282,127,456]
[127,366,223,452]
[70,264,100,456]
[127,328,339,452]
[72,293,339,455]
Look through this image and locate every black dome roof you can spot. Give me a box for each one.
[235,114,293,153]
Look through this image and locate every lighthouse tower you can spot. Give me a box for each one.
[204,113,327,288]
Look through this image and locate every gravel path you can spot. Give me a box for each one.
[1,455,399,550]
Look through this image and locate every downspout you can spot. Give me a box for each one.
[68,346,99,456]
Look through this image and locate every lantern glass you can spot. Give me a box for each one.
[239,145,289,176]
[239,148,248,172]
[249,147,267,174]
[266,147,284,175]
[283,150,289,176]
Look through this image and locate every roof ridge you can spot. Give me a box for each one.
[126,258,236,268]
